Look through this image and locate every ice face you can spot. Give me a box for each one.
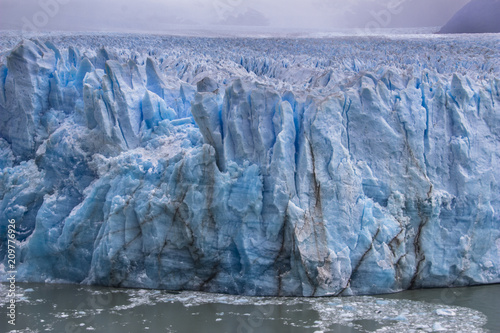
[0,33,499,296]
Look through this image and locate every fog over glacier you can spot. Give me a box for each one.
[0,0,470,31]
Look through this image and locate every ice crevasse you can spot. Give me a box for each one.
[0,36,499,296]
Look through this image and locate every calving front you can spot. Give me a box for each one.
[0,34,499,296]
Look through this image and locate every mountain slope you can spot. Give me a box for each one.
[439,0,500,33]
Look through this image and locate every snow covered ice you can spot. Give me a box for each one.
[0,33,499,296]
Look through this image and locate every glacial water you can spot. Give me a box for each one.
[1,283,498,332]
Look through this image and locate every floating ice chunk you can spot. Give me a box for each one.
[435,309,456,316]
[342,305,356,311]
[432,322,447,331]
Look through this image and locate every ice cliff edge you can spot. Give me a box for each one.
[0,36,499,296]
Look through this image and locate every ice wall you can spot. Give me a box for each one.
[0,35,499,296]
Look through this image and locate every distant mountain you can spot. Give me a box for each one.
[439,0,500,33]
[219,8,269,27]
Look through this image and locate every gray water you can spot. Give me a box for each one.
[1,283,498,333]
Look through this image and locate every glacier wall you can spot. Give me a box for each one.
[0,34,499,296]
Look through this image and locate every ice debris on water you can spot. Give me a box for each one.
[1,283,488,333]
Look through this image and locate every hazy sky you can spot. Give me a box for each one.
[0,0,470,32]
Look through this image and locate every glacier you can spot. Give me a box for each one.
[0,33,499,296]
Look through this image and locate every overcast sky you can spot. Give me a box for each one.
[0,0,470,32]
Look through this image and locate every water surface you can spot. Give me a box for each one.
[1,283,498,332]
